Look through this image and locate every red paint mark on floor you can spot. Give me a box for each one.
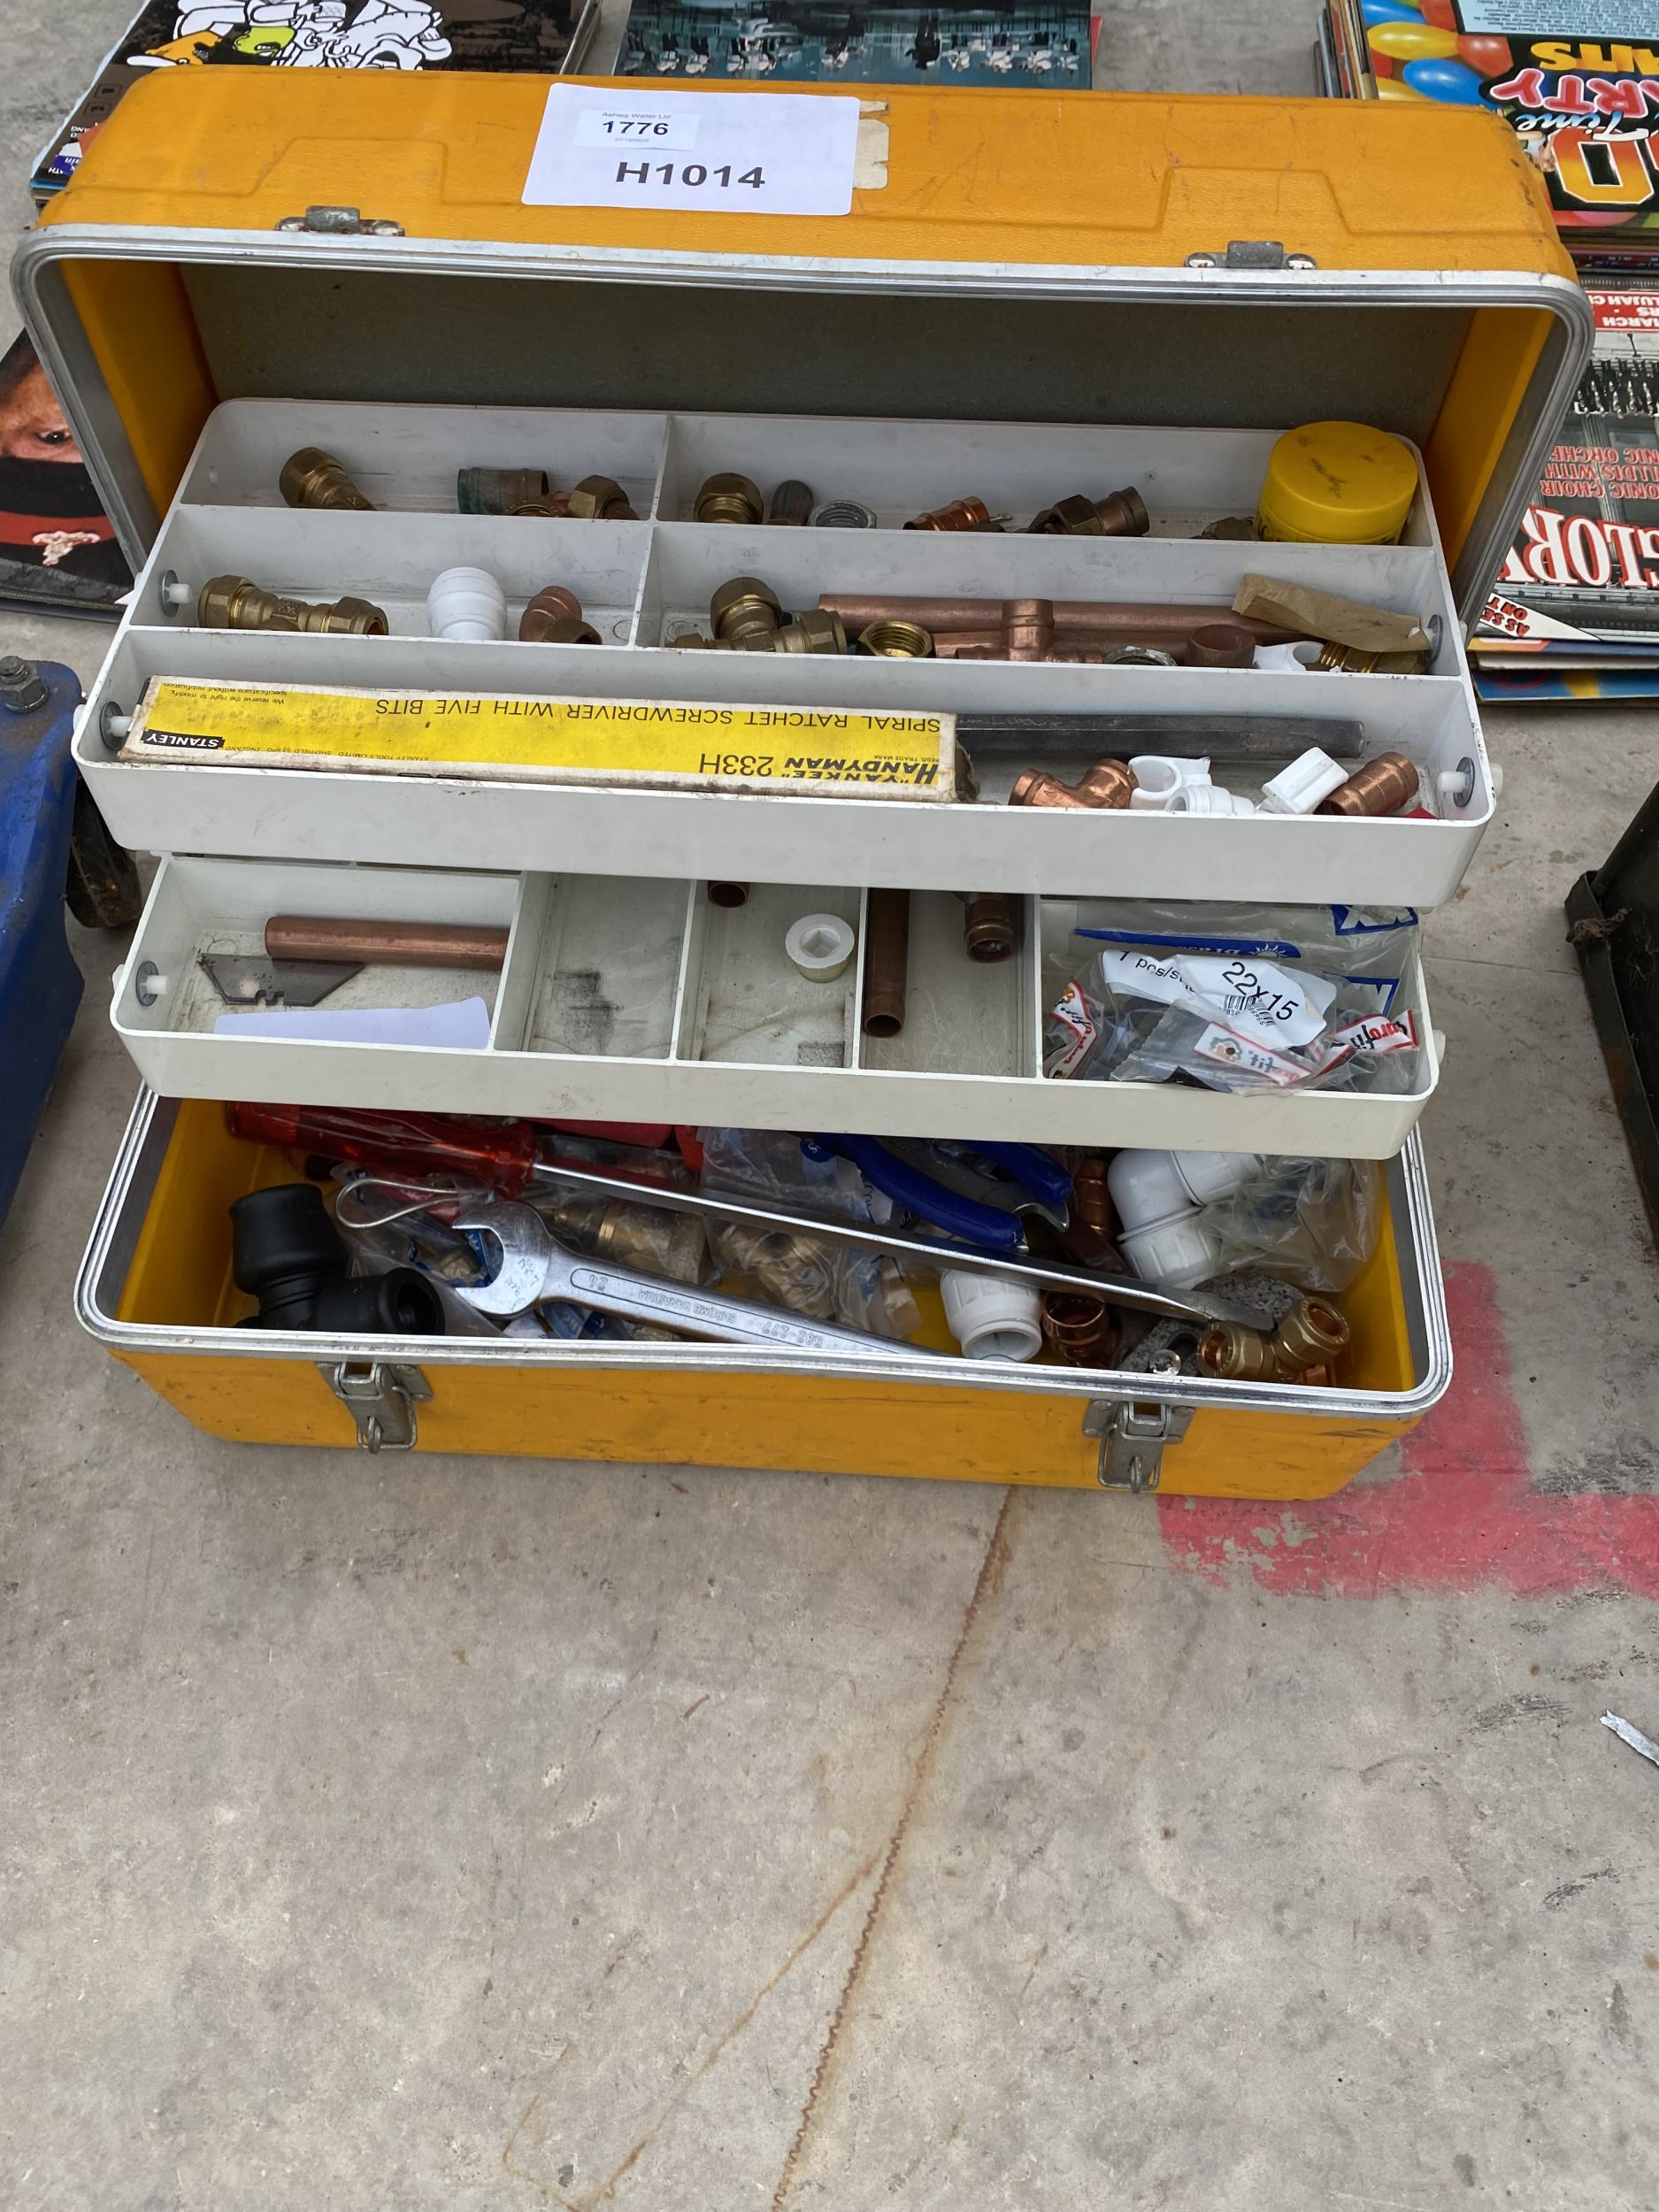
[1158,1262,1659,1597]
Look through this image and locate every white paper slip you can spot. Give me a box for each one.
[212,998,492,1049]
[523,86,861,217]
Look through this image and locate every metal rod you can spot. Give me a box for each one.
[956,714,1367,761]
[524,1155,1228,1325]
[264,917,510,970]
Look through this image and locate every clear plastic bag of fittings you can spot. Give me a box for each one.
[1042,901,1423,1097]
[697,1127,923,1340]
[1201,1156,1382,1294]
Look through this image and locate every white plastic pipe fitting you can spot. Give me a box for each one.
[1260,746,1350,816]
[427,565,508,642]
[1171,783,1258,817]
[1107,1148,1263,1290]
[1129,755,1212,811]
[1252,642,1318,673]
[941,1271,1043,1362]
[785,912,856,982]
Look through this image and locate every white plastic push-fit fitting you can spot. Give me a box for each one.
[941,1271,1043,1362]
[784,912,856,982]
[1107,1148,1263,1288]
[1171,783,1258,817]
[427,565,508,642]
[1260,746,1350,815]
[1252,642,1317,673]
[1128,755,1212,811]
[1117,1212,1226,1291]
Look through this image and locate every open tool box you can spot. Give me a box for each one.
[23,69,1587,1490]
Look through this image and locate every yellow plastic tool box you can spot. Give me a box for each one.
[25,69,1585,1492]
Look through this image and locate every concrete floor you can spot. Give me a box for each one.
[4,7,1659,2208]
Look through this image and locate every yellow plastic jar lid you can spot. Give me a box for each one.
[1257,420,1418,545]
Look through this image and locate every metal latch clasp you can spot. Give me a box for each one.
[1185,240,1317,271]
[1082,1398,1194,1493]
[322,1361,432,1452]
[278,205,405,238]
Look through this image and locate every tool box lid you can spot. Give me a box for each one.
[16,69,1587,626]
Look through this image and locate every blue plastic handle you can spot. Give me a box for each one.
[803,1134,1025,1251]
[966,1141,1073,1210]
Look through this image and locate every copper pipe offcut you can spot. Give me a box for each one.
[861,890,910,1038]
[1316,751,1421,817]
[1009,760,1135,810]
[818,594,1299,645]
[960,893,1017,962]
[1041,1292,1118,1367]
[264,917,510,971]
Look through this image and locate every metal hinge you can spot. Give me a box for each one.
[1185,240,1317,271]
[1082,1398,1194,1493]
[322,1361,432,1452]
[278,204,404,238]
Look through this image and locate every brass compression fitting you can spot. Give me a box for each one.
[1028,487,1149,537]
[695,472,764,526]
[279,447,373,511]
[1198,1297,1351,1383]
[710,576,784,645]
[566,474,637,520]
[197,574,389,634]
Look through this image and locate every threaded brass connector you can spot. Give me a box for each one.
[279,448,373,511]
[566,475,637,521]
[695,472,764,526]
[197,573,388,634]
[710,576,783,646]
[856,618,933,657]
[1027,487,1149,537]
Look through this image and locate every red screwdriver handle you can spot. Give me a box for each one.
[225,1102,541,1195]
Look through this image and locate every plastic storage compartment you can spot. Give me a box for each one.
[78,1090,1453,1498]
[111,856,1440,1155]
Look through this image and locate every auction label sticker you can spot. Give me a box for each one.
[523,85,860,216]
[127,679,952,797]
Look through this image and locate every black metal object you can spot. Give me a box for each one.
[1567,780,1659,1246]
[65,779,142,929]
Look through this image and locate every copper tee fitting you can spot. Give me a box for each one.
[1317,751,1421,817]
[1009,759,1134,810]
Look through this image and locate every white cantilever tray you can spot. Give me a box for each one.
[111,856,1440,1159]
[75,397,1495,911]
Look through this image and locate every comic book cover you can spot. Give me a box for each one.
[1340,3,1659,255]
[0,332,131,618]
[1473,288,1659,664]
[33,2,584,202]
[618,3,1089,86]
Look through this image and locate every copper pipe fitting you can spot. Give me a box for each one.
[1317,751,1421,817]
[861,890,910,1039]
[767,479,815,527]
[695,472,764,526]
[708,882,749,908]
[1058,1156,1119,1268]
[959,892,1016,963]
[773,610,849,655]
[510,495,571,518]
[904,496,993,532]
[818,594,1299,644]
[518,585,584,641]
[567,474,637,521]
[711,576,783,646]
[1002,598,1056,661]
[457,466,549,515]
[856,618,933,658]
[264,917,509,970]
[280,447,373,511]
[198,574,388,635]
[1009,759,1134,810]
[1041,1291,1118,1367]
[1028,487,1149,538]
[534,616,603,644]
[1187,623,1258,669]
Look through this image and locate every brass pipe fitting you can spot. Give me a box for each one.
[767,480,815,527]
[1187,623,1257,669]
[567,475,637,521]
[1041,1291,1118,1367]
[518,585,585,641]
[1317,751,1421,817]
[904,496,993,532]
[198,574,388,635]
[773,610,849,655]
[510,494,571,518]
[856,618,933,658]
[1314,642,1432,675]
[457,466,549,515]
[279,447,373,511]
[711,576,783,646]
[1008,759,1134,810]
[1199,1297,1350,1382]
[818,594,1299,644]
[666,630,717,648]
[1028,487,1149,538]
[862,889,910,1039]
[959,892,1016,963]
[1102,644,1179,667]
[695,472,764,526]
[534,616,603,644]
[1272,1296,1350,1372]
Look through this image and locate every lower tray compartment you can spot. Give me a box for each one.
[113,856,1440,1157]
[77,1092,1452,1500]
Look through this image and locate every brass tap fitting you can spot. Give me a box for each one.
[566,474,637,521]
[1187,623,1258,669]
[710,576,783,646]
[457,466,549,515]
[1028,487,1149,538]
[1317,751,1421,817]
[1008,759,1134,810]
[959,892,1016,963]
[518,585,585,641]
[279,447,373,511]
[197,573,388,635]
[767,480,815,527]
[1041,1292,1118,1368]
[695,472,764,526]
[773,610,849,655]
[856,618,933,658]
[1198,1296,1350,1383]
[904,496,994,532]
